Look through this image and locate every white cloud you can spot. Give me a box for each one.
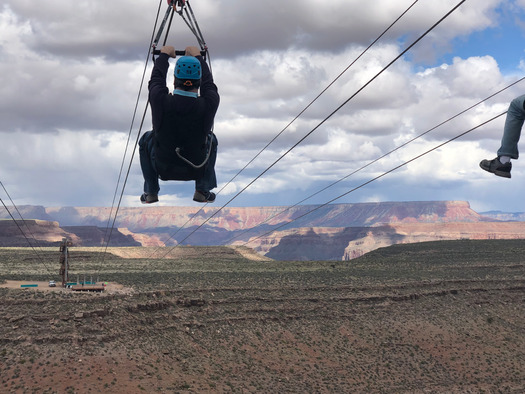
[0,130,130,206]
[1,0,524,213]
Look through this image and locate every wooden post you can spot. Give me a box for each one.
[59,238,72,287]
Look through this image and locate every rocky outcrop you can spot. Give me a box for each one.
[0,219,78,247]
[343,221,525,260]
[117,228,165,247]
[480,210,525,222]
[62,226,143,247]
[36,201,482,230]
[243,221,525,261]
[0,219,157,247]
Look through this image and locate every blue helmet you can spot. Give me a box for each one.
[175,56,202,80]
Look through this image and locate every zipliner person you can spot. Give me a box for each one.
[480,94,525,178]
[139,45,219,204]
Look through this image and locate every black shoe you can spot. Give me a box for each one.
[193,190,216,203]
[479,157,511,178]
[140,193,159,204]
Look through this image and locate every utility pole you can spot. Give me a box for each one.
[59,238,72,287]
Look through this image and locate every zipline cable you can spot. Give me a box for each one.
[221,76,525,245]
[0,180,47,259]
[101,105,152,263]
[100,0,163,260]
[145,0,422,258]
[177,0,213,73]
[241,111,507,247]
[212,0,420,208]
[101,0,212,263]
[156,0,468,256]
[0,195,53,275]
[178,1,208,52]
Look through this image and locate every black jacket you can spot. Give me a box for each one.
[148,53,219,134]
[148,53,219,180]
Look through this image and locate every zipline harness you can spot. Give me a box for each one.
[152,0,209,62]
[150,0,214,174]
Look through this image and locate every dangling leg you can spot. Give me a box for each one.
[497,94,525,159]
[139,131,160,203]
[480,95,525,178]
[194,134,218,203]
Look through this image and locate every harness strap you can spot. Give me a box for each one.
[152,1,176,59]
[175,133,214,169]
[151,0,210,68]
[177,1,207,53]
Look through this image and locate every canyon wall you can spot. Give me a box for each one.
[2,201,525,260]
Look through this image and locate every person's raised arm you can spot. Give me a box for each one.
[185,46,220,116]
[148,46,175,130]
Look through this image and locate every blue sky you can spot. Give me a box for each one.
[439,9,525,73]
[1,0,525,213]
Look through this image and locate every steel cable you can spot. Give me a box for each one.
[220,77,525,246]
[155,0,469,257]
[144,0,422,258]
[241,111,507,248]
[0,195,54,275]
[97,0,164,269]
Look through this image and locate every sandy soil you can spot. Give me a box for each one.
[0,280,131,295]
[68,245,273,261]
[1,241,524,392]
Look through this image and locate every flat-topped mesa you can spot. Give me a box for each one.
[29,201,482,231]
[1,201,518,259]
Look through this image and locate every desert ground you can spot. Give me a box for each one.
[0,240,524,393]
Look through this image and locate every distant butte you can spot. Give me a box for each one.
[1,201,524,260]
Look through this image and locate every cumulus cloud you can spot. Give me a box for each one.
[1,0,524,212]
[0,129,130,206]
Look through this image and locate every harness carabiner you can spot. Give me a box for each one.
[171,0,187,15]
[151,0,210,66]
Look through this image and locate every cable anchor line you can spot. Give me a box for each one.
[242,111,508,248]
[99,0,165,266]
[0,196,53,275]
[176,0,208,53]
[220,76,525,246]
[160,0,469,252]
[142,0,422,260]
[152,1,177,57]
[100,0,212,262]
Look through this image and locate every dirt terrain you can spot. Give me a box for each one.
[0,240,524,393]
[0,280,130,294]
